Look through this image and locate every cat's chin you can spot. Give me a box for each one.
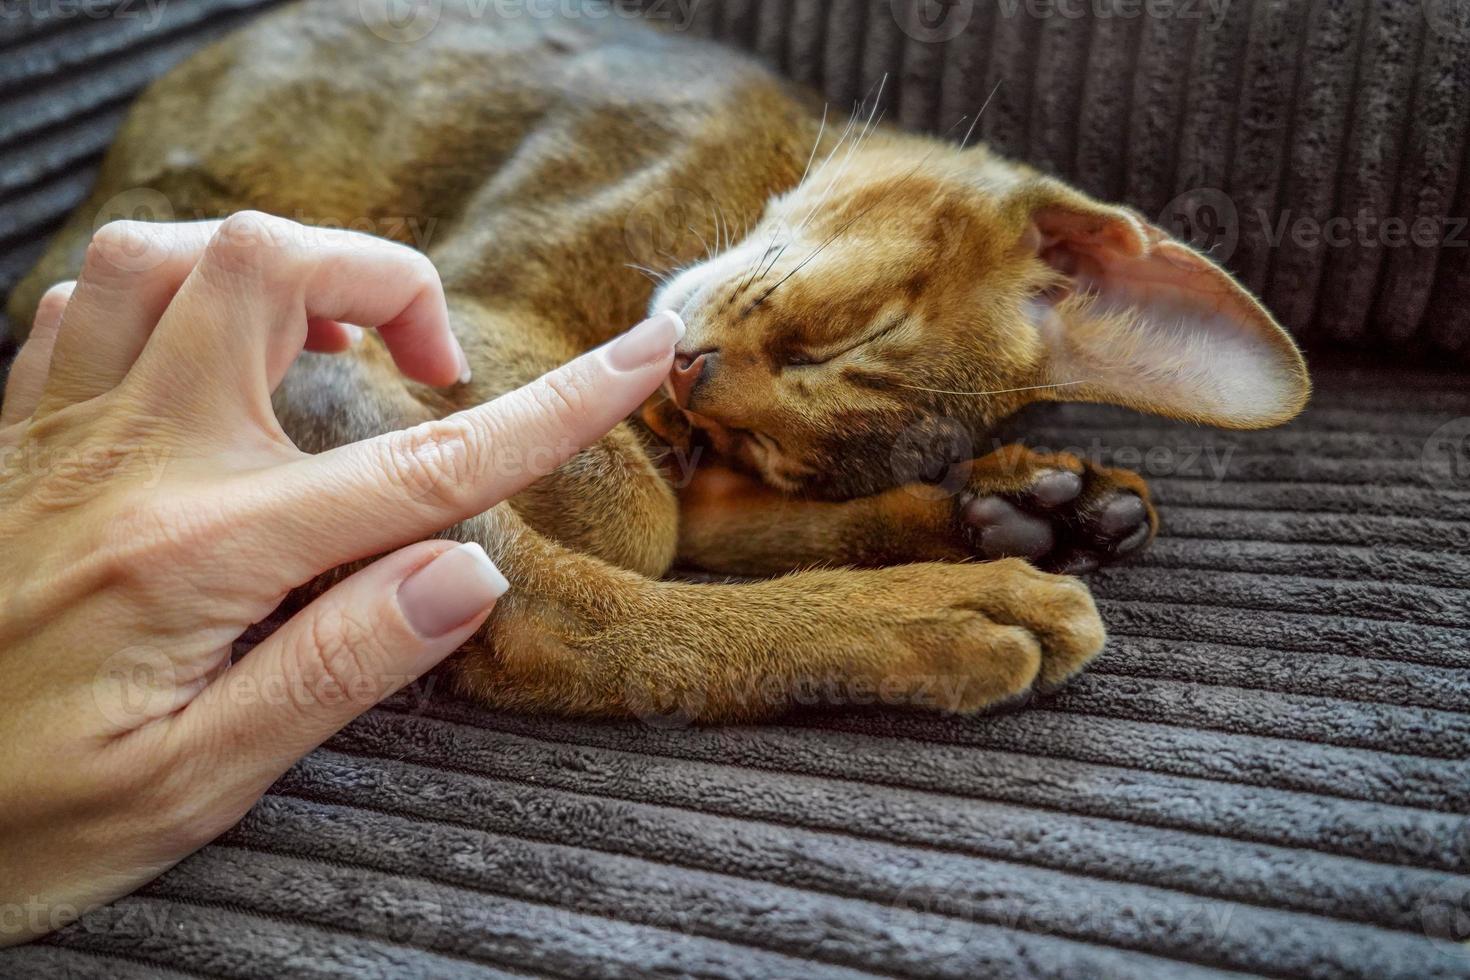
[679,410,757,465]
[660,408,816,495]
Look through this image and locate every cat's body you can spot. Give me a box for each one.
[9,0,1308,721]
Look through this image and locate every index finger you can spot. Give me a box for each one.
[243,311,683,580]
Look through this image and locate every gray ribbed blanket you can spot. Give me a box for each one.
[3,2,1469,978]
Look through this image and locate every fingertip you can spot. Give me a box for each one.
[397,541,508,641]
[379,299,470,389]
[33,280,77,338]
[603,311,683,373]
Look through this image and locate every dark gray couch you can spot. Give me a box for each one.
[3,1,1469,977]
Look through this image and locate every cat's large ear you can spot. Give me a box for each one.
[1011,178,1309,429]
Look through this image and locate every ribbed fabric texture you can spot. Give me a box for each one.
[0,0,291,354]
[3,3,1470,979]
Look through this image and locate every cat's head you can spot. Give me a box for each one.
[646,134,1309,498]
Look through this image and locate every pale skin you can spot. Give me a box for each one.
[0,213,681,946]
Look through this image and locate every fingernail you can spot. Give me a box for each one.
[343,323,364,345]
[456,345,472,385]
[604,311,684,372]
[397,542,509,638]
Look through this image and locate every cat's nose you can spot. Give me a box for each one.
[669,347,718,408]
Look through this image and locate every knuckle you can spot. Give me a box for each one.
[405,250,446,306]
[207,210,294,273]
[380,418,478,508]
[532,368,592,425]
[299,605,379,701]
[401,247,441,290]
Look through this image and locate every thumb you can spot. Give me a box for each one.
[183,539,506,768]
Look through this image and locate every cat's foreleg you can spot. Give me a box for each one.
[452,500,1106,720]
[675,445,1157,577]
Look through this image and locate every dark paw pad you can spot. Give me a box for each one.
[962,468,1154,574]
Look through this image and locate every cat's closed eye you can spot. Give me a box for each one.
[788,312,908,369]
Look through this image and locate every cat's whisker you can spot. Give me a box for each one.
[743,75,998,306]
[627,262,668,285]
[739,197,798,291]
[722,205,737,255]
[757,240,789,280]
[796,103,829,186]
[893,380,1091,397]
[784,85,871,236]
[746,193,888,310]
[751,98,1003,309]
[759,90,887,293]
[795,78,886,236]
[958,80,1001,150]
[739,114,822,287]
[687,222,711,261]
[925,85,1004,210]
[734,101,846,291]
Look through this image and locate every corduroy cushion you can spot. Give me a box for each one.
[2,3,1469,979]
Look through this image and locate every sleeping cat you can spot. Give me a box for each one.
[8,0,1309,721]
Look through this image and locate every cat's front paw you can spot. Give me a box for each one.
[883,558,1106,709]
[958,453,1156,575]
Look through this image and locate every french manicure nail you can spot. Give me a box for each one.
[604,311,684,372]
[397,542,508,638]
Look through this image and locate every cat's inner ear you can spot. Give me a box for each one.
[1017,184,1309,429]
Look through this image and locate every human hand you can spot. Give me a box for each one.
[0,212,681,945]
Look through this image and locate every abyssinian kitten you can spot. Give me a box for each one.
[9,0,1310,722]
